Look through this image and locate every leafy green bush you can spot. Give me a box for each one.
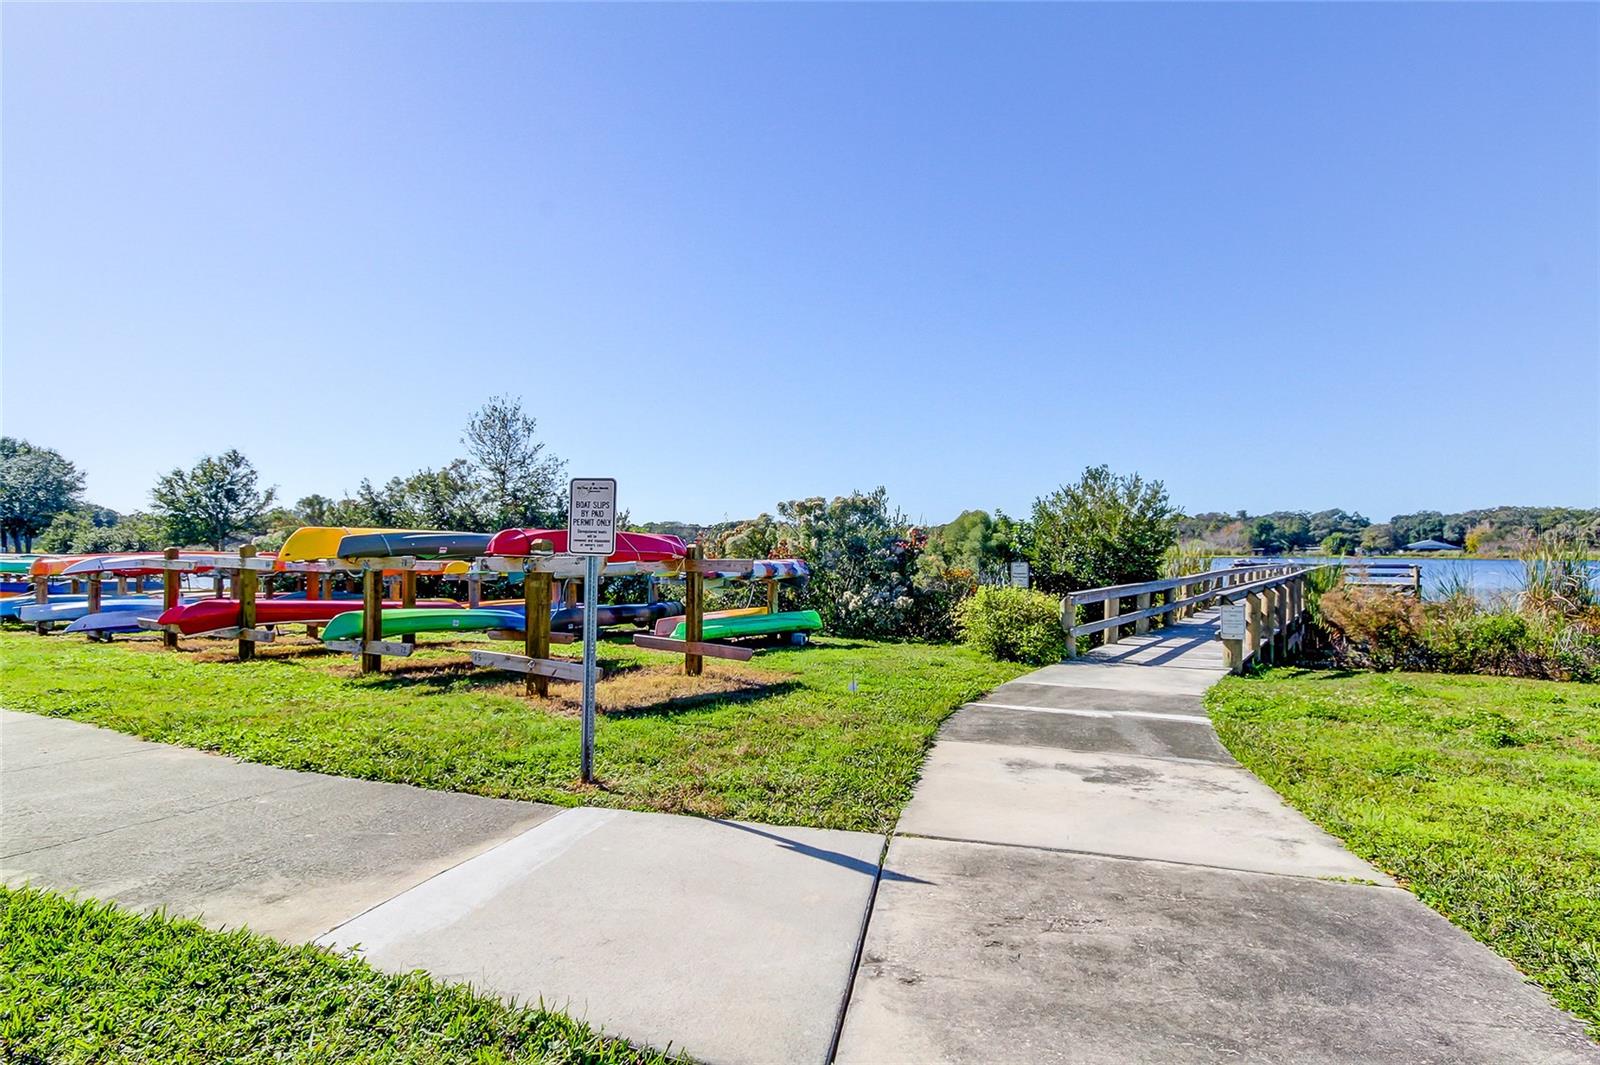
[956,586,1066,665]
[1423,612,1540,676]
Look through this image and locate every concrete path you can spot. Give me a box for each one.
[1,710,882,1064]
[835,611,1599,1064]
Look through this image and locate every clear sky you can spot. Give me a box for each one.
[4,2,1596,527]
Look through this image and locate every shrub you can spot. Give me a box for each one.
[956,586,1066,665]
[1319,585,1427,670]
[1423,612,1542,677]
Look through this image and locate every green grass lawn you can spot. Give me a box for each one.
[0,628,1025,832]
[0,885,676,1064]
[1206,669,1600,1037]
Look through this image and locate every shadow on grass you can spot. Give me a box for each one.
[600,679,801,720]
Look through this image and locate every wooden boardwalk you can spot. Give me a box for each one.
[836,608,1597,1064]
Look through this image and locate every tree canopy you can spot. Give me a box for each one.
[1027,465,1177,594]
[150,450,277,549]
[0,437,85,551]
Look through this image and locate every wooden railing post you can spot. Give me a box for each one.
[1243,592,1260,669]
[685,544,704,676]
[237,545,258,661]
[1103,596,1121,645]
[162,547,180,650]
[1222,592,1244,672]
[1062,595,1078,658]
[1134,591,1152,635]
[360,567,383,675]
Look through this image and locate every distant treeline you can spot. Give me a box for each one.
[1179,506,1600,555]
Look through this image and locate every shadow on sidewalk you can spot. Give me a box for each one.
[710,819,930,884]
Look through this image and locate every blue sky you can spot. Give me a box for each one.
[4,3,1596,527]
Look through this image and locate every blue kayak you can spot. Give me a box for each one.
[20,597,172,624]
[64,603,194,635]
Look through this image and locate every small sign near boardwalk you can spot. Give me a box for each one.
[1219,604,1247,640]
[568,478,617,556]
[1008,561,1030,589]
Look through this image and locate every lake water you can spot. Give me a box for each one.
[1208,557,1600,602]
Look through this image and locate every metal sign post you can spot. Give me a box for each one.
[569,478,617,784]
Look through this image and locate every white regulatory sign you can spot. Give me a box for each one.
[567,478,618,556]
[1008,561,1031,588]
[1219,603,1247,640]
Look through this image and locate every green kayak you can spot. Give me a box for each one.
[321,607,523,643]
[670,609,822,641]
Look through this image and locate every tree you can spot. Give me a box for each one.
[916,509,1026,587]
[294,494,338,527]
[1321,531,1360,556]
[1360,523,1398,554]
[1249,518,1287,555]
[1026,466,1177,595]
[36,508,167,553]
[150,450,276,549]
[464,395,566,529]
[1390,510,1446,546]
[0,438,85,551]
[398,460,484,530]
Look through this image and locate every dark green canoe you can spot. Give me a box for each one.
[670,609,822,641]
[321,607,523,642]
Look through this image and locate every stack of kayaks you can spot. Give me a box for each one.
[319,607,525,643]
[158,597,464,636]
[669,610,823,641]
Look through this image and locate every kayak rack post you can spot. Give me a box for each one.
[685,544,704,676]
[765,578,778,615]
[237,545,258,662]
[86,573,103,619]
[525,564,553,698]
[400,569,418,646]
[360,566,383,674]
[161,547,181,650]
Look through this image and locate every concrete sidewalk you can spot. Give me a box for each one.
[835,613,1599,1064]
[1,710,882,1064]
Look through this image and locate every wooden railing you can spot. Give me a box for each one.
[1214,568,1326,672]
[1061,563,1302,658]
[1341,560,1421,596]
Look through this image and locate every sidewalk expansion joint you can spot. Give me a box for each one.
[825,832,889,1064]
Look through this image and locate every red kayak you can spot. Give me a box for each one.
[157,597,463,635]
[484,529,687,562]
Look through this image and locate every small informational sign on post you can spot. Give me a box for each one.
[1008,560,1030,588]
[1219,603,1247,640]
[568,478,617,557]
[568,478,617,784]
